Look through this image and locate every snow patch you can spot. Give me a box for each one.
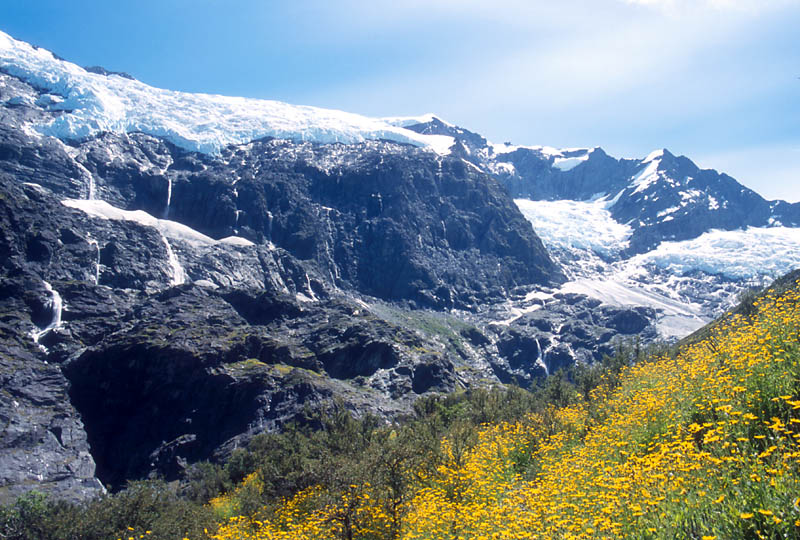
[61,199,253,246]
[218,236,256,247]
[680,189,702,202]
[630,158,660,194]
[490,161,516,176]
[490,143,558,156]
[643,149,665,163]
[559,278,707,339]
[381,113,454,128]
[657,206,680,218]
[552,154,589,172]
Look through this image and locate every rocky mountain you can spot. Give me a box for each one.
[399,116,800,254]
[393,115,800,337]
[0,30,798,503]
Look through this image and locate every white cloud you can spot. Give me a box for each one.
[622,0,795,14]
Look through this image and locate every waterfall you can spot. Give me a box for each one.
[161,235,186,286]
[164,177,172,218]
[31,281,64,349]
[75,159,95,200]
[161,155,175,218]
[233,187,242,231]
[320,207,341,284]
[304,273,318,302]
[87,235,101,284]
[77,160,95,200]
[535,338,549,376]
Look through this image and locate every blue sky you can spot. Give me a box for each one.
[1,0,798,201]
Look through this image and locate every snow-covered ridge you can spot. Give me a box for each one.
[490,143,596,172]
[490,142,591,157]
[629,155,662,194]
[0,31,454,155]
[381,113,455,128]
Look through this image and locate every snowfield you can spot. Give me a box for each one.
[0,31,454,155]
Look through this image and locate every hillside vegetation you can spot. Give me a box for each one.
[209,278,800,540]
[2,276,798,540]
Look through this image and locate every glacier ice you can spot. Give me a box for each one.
[0,31,454,156]
[630,227,800,280]
[515,197,631,263]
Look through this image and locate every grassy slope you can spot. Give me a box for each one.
[209,276,800,540]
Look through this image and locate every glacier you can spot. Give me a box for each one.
[514,198,631,278]
[630,227,800,280]
[515,198,800,338]
[0,31,454,156]
[517,198,800,283]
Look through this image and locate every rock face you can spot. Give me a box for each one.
[0,171,468,499]
[486,294,656,388]
[0,187,106,502]
[0,291,103,503]
[65,132,563,308]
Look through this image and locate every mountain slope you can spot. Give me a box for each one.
[402,117,800,254]
[210,273,800,540]
[0,28,798,506]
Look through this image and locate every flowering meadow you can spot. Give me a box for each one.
[209,282,800,540]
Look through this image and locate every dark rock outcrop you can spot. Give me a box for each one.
[486,295,657,388]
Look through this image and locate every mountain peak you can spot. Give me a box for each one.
[642,148,673,163]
